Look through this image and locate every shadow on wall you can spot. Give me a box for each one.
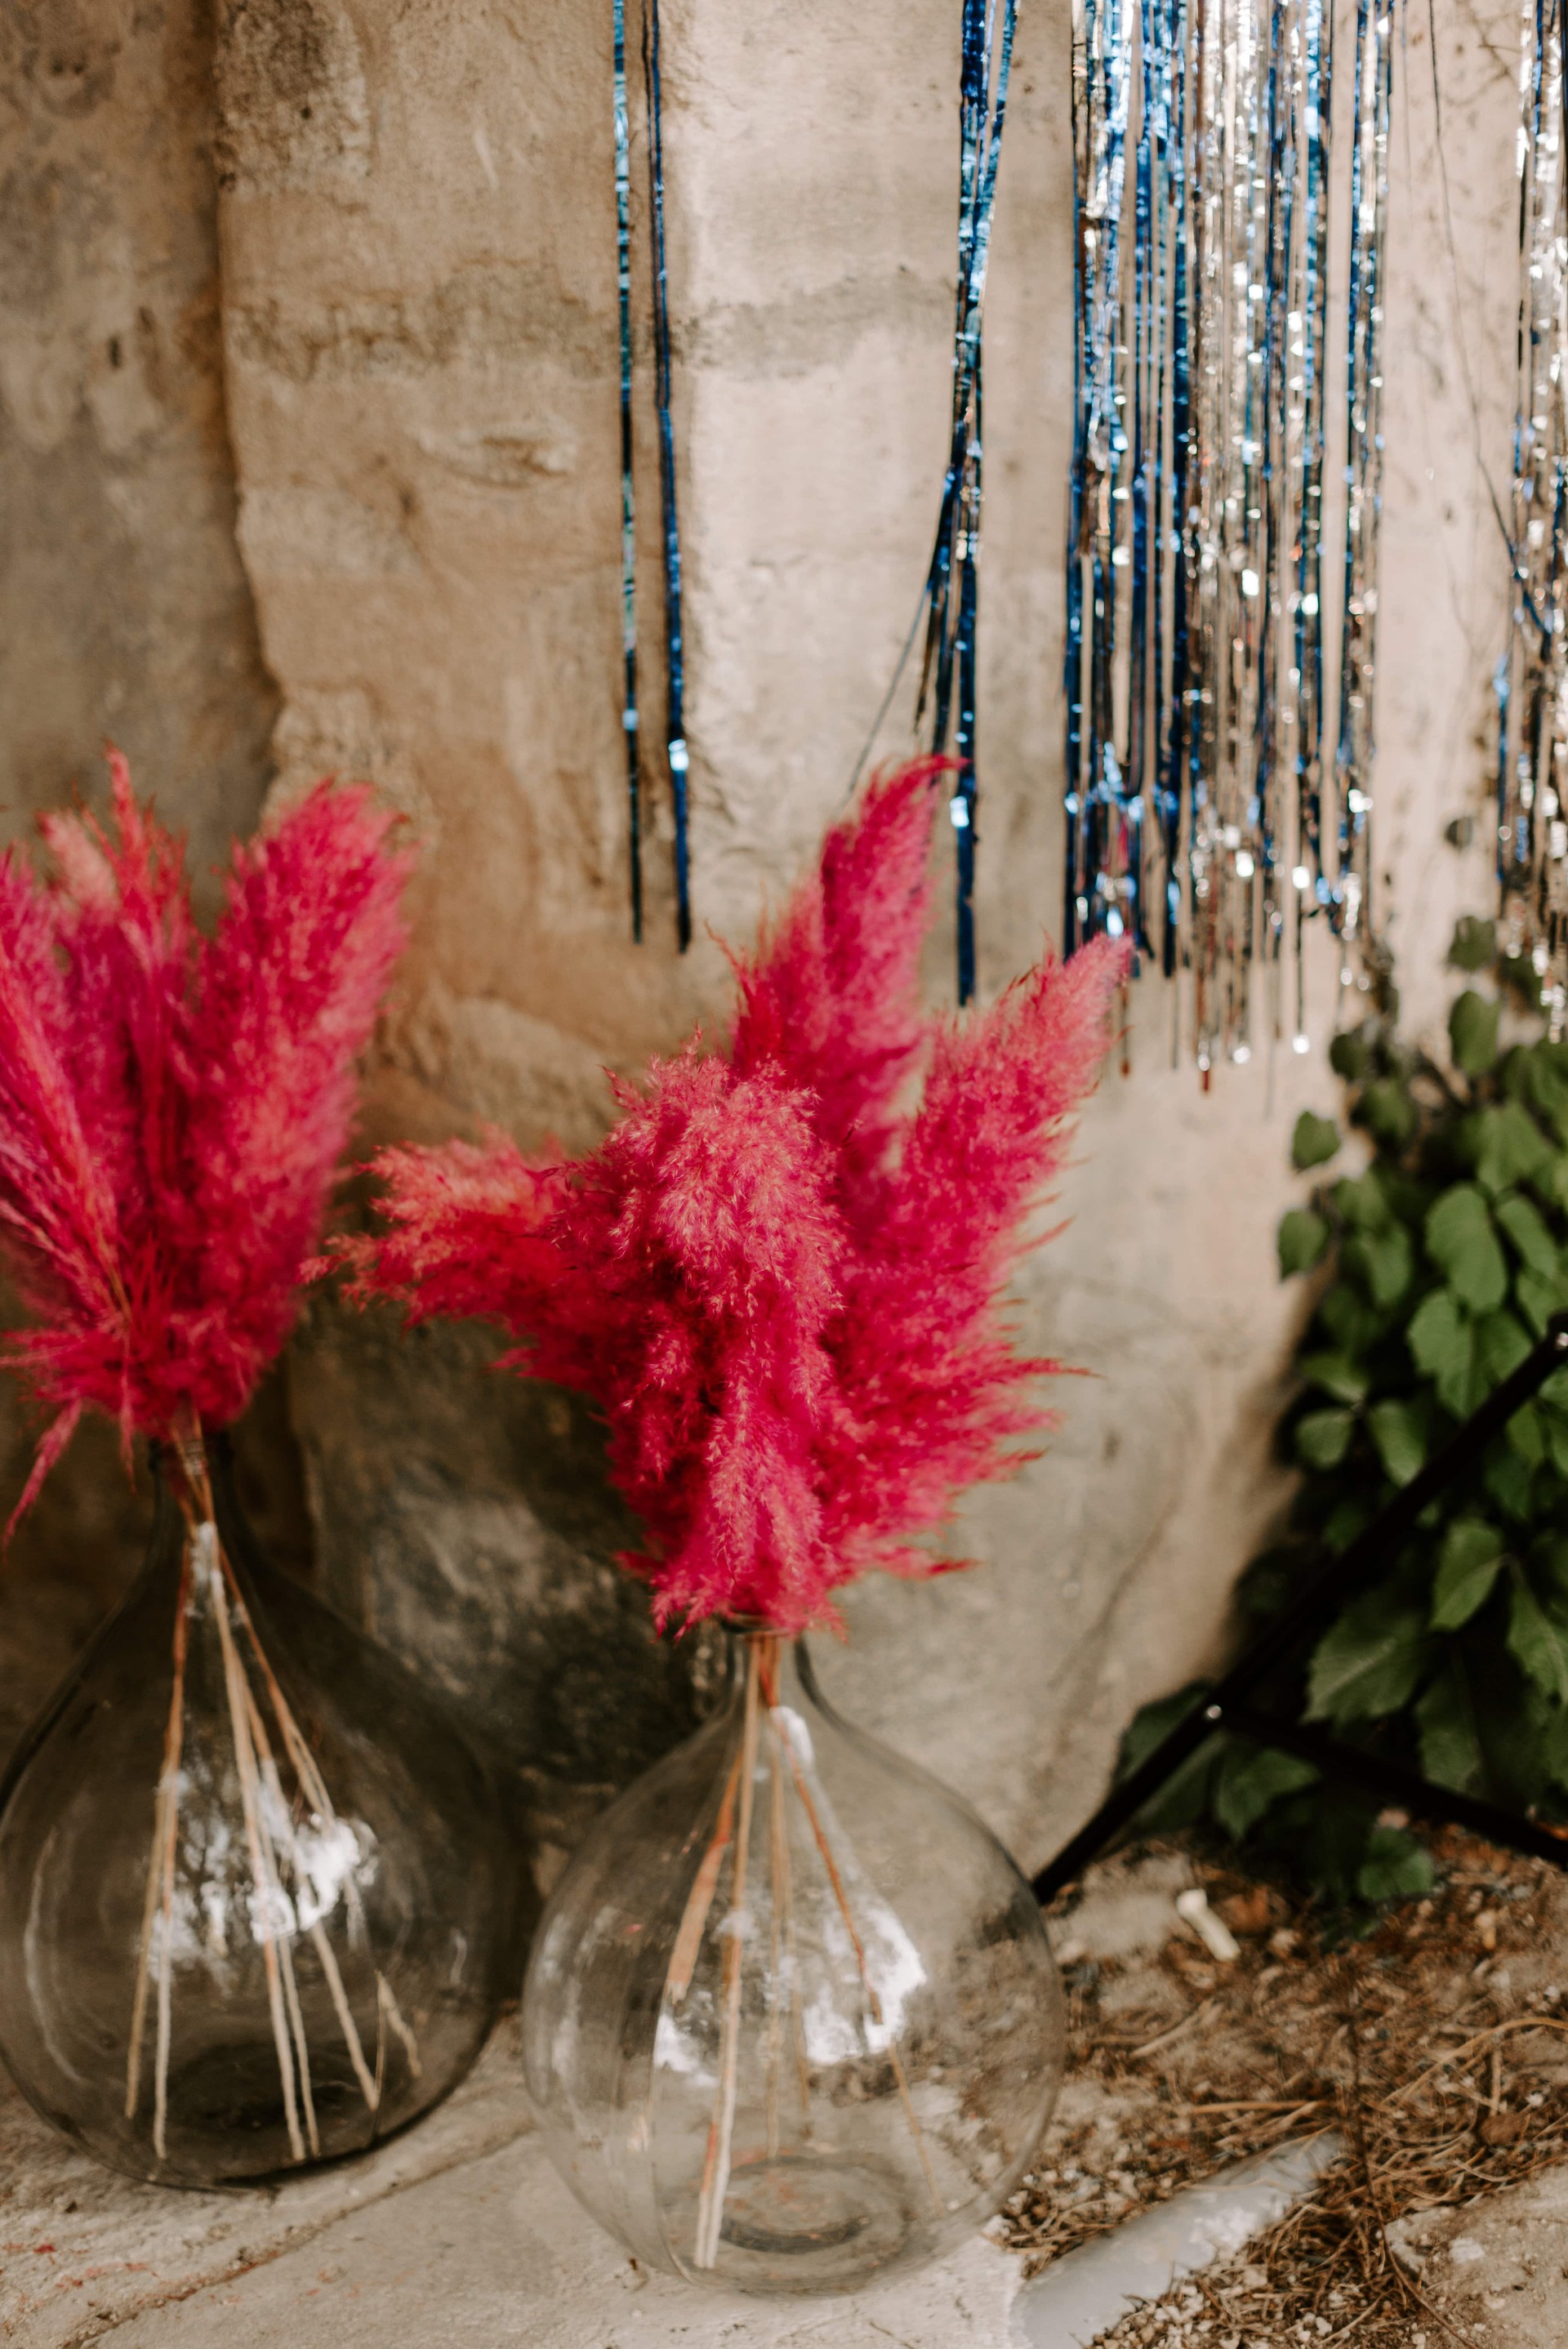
[285,1298,723,1897]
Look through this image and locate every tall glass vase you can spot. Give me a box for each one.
[0,1436,514,2186]
[522,1626,1064,2296]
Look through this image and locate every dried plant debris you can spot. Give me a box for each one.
[1002,1834,1568,2344]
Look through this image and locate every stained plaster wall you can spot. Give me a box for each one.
[0,0,1524,1883]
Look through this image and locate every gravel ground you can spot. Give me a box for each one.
[1004,1833,1568,2345]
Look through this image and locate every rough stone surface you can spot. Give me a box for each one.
[0,0,1539,2200]
[0,0,278,889]
[214,0,717,1155]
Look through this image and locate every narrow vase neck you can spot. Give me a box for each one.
[716,1624,826,1718]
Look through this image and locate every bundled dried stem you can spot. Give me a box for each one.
[679,1633,943,2270]
[120,1431,416,2167]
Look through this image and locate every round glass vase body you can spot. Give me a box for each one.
[0,1442,514,2187]
[521,1628,1065,2296]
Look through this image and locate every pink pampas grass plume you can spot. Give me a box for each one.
[347,762,1125,1632]
[0,754,411,1524]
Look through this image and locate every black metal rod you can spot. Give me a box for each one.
[1223,1704,1568,1874]
[1032,1312,1568,1903]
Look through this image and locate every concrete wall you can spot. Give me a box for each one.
[0,0,1522,1877]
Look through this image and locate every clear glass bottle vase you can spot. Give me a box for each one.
[522,1625,1065,2295]
[0,1435,514,2187]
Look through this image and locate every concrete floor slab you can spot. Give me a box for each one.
[0,2028,536,2349]
[96,2134,1022,2349]
[0,2019,1021,2349]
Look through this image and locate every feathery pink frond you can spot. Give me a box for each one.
[354,761,1124,1631]
[730,760,944,1226]
[341,1134,572,1335]
[0,757,411,1515]
[817,934,1127,1570]
[177,784,411,1425]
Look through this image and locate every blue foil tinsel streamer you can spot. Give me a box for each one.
[918,0,1018,1005]
[613,0,643,942]
[644,0,691,951]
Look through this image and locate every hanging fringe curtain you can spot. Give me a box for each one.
[1066,0,1394,1077]
[1498,0,1568,1027]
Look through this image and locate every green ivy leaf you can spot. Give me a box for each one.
[1356,1825,1437,1904]
[1366,1397,1426,1486]
[1486,1442,1536,1522]
[1472,1660,1558,1807]
[1450,915,1498,972]
[1296,1407,1356,1471]
[1298,1350,1370,1406]
[1431,1518,1505,1629]
[1360,1078,1419,1149]
[1540,1704,1568,1794]
[1518,1046,1568,1144]
[1477,1308,1534,1391]
[1212,1744,1321,1840]
[1450,988,1501,1076]
[1279,1207,1330,1278]
[1508,1398,1548,1467]
[1381,1168,1432,1228]
[1516,1264,1568,1338]
[1324,1495,1374,1552]
[1343,1224,1414,1309]
[1535,1532,1568,1598]
[1307,1592,1432,1723]
[1424,1186,1508,1313]
[1319,1282,1377,1353]
[1540,1403,1568,1482]
[1330,1029,1370,1080]
[1407,1286,1470,1382]
[1476,1102,1553,1197]
[1508,1571,1568,1706]
[1334,1170,1393,1230]
[1417,1667,1485,1794]
[1494,1189,1560,1275]
[1292,1111,1342,1171]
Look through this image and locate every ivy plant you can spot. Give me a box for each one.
[1125,918,1568,1909]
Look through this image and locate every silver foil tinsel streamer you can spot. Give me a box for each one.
[1334,0,1392,975]
[1498,0,1568,1027]
[1067,0,1394,1076]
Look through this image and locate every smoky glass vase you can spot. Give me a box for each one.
[521,1625,1065,2296]
[0,1437,514,2187]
